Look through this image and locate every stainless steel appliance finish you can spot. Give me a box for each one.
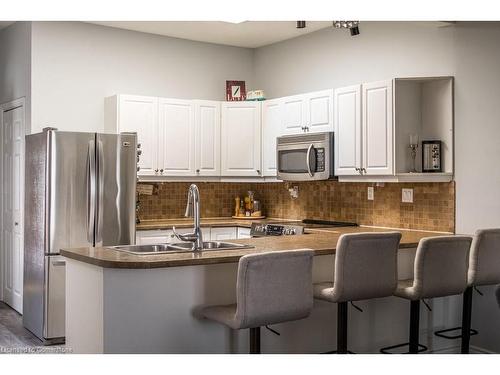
[250,223,305,237]
[110,241,254,255]
[422,140,442,173]
[276,132,334,181]
[23,128,137,342]
[172,184,204,251]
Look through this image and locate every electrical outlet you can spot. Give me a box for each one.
[402,188,414,203]
[367,186,374,201]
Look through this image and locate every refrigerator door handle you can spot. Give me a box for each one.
[96,140,104,244]
[87,140,96,243]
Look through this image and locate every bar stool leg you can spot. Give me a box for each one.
[409,300,420,354]
[337,302,348,354]
[250,327,261,354]
[461,287,473,354]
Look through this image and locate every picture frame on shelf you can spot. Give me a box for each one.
[226,80,246,101]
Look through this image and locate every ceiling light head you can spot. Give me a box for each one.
[296,21,306,29]
[333,21,360,36]
[350,26,360,36]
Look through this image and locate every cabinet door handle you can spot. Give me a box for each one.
[155,169,159,174]
[257,169,261,174]
[196,169,200,173]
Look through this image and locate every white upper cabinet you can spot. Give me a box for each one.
[334,85,362,176]
[282,95,305,134]
[221,101,262,177]
[194,100,220,176]
[105,95,158,176]
[262,98,283,176]
[282,89,333,135]
[335,76,453,182]
[159,98,195,176]
[304,89,334,133]
[362,80,394,175]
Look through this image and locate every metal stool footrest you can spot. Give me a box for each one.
[434,327,478,340]
[380,342,428,354]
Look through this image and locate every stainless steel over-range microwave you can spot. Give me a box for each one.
[276,132,334,181]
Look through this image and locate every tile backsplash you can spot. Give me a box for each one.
[137,181,455,232]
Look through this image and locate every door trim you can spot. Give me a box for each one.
[0,97,26,304]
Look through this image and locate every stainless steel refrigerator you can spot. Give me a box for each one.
[23,128,137,343]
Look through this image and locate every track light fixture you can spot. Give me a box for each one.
[296,21,306,29]
[333,21,360,36]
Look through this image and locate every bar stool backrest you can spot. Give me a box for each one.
[234,249,314,329]
[413,236,472,299]
[332,232,402,302]
[468,228,500,287]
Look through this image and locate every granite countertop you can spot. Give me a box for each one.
[136,217,298,230]
[61,225,451,269]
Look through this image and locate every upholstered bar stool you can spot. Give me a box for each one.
[200,249,314,354]
[434,228,500,353]
[314,232,402,354]
[380,236,472,354]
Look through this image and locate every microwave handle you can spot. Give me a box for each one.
[306,144,314,177]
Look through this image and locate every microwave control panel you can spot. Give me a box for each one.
[316,148,325,172]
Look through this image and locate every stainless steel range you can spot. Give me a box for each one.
[250,223,305,237]
[250,219,358,237]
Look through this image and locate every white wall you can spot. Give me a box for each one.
[254,21,500,353]
[30,22,254,133]
[254,22,455,98]
[0,21,31,132]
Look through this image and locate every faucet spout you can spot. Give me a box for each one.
[174,184,203,251]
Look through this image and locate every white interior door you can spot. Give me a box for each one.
[334,85,362,175]
[2,103,25,313]
[362,80,394,175]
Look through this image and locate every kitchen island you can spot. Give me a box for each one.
[61,225,463,354]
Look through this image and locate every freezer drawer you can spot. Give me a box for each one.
[44,255,66,339]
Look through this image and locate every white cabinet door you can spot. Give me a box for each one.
[282,95,305,135]
[194,100,220,176]
[221,102,262,177]
[210,227,237,241]
[262,98,283,176]
[304,89,333,133]
[117,95,158,176]
[159,98,195,176]
[237,227,251,239]
[136,230,171,245]
[362,80,394,175]
[334,85,362,176]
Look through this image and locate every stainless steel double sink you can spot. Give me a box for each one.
[110,241,254,255]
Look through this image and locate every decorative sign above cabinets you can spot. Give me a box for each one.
[225,80,246,101]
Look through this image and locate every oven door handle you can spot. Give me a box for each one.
[306,143,314,177]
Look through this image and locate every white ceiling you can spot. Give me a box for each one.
[89,21,335,48]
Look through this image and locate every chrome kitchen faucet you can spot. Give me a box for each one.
[172,184,204,251]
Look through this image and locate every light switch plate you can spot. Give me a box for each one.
[367,186,374,201]
[402,188,414,203]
